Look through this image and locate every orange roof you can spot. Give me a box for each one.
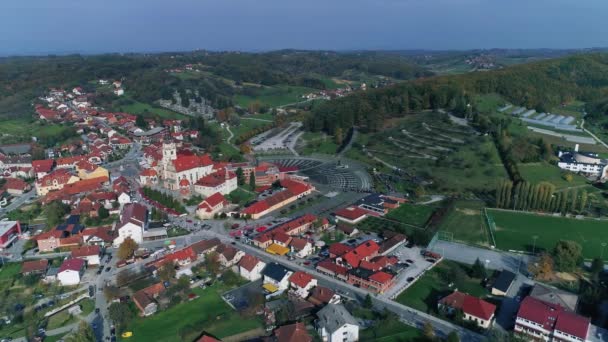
[71,245,100,258]
[238,254,262,272]
[172,154,213,172]
[139,168,157,177]
[32,159,55,173]
[369,271,393,284]
[290,271,315,288]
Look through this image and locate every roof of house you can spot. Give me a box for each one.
[439,290,467,309]
[121,203,148,225]
[216,244,240,261]
[334,206,368,221]
[290,271,315,288]
[290,238,310,251]
[195,335,221,342]
[195,169,236,188]
[32,159,55,173]
[517,296,564,332]
[317,304,358,334]
[82,226,114,243]
[530,283,579,312]
[198,192,228,211]
[492,270,516,293]
[274,322,312,342]
[328,242,353,257]
[368,271,394,285]
[342,240,379,268]
[190,238,221,255]
[316,260,348,276]
[172,154,213,172]
[70,245,100,258]
[463,295,496,321]
[58,258,85,273]
[139,168,158,177]
[238,254,262,272]
[262,262,290,282]
[554,310,590,339]
[273,232,292,244]
[308,286,336,305]
[21,259,49,274]
[3,177,29,191]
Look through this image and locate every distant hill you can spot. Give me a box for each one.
[307,53,608,133]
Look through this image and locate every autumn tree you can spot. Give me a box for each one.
[423,321,435,340]
[239,144,252,154]
[529,253,554,280]
[334,127,343,145]
[205,251,221,275]
[158,262,177,282]
[117,237,138,260]
[579,190,588,213]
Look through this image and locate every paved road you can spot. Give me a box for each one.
[0,189,37,217]
[430,240,531,274]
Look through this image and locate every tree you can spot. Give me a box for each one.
[414,185,426,199]
[334,127,343,145]
[64,321,96,342]
[471,258,487,279]
[560,190,569,214]
[45,201,70,228]
[590,258,604,277]
[235,167,245,186]
[562,173,574,182]
[579,190,588,213]
[205,251,221,275]
[239,144,251,154]
[553,240,582,272]
[422,321,435,340]
[363,294,373,308]
[447,331,460,342]
[135,114,147,128]
[249,172,256,190]
[98,206,109,219]
[103,285,121,301]
[570,189,578,214]
[529,253,554,280]
[108,302,134,333]
[117,237,138,260]
[158,262,177,282]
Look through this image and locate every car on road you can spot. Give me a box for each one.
[97,268,103,275]
[186,219,193,223]
[303,261,311,266]
[231,223,240,229]
[407,277,415,282]
[106,267,112,272]
[406,259,414,263]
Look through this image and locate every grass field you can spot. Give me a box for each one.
[234,85,316,108]
[124,284,262,342]
[395,260,488,313]
[519,162,588,189]
[116,98,186,119]
[0,263,21,280]
[385,203,436,227]
[227,187,256,206]
[297,131,338,155]
[360,319,421,341]
[475,93,506,113]
[488,209,608,259]
[437,201,490,246]
[0,119,75,145]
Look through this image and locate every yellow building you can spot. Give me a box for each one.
[265,243,290,256]
[35,169,80,196]
[76,161,109,180]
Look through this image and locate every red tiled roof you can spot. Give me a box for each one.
[58,258,85,273]
[369,271,393,284]
[179,178,190,187]
[139,168,157,177]
[76,160,98,172]
[38,169,75,187]
[555,311,590,339]
[32,159,54,173]
[328,243,353,257]
[195,169,236,188]
[439,291,467,309]
[3,177,29,191]
[316,260,348,275]
[342,240,379,268]
[334,206,368,221]
[21,259,48,274]
[238,254,261,272]
[241,200,270,215]
[196,336,220,342]
[197,192,228,212]
[56,155,87,166]
[71,245,100,258]
[463,295,496,321]
[274,322,311,342]
[172,154,213,172]
[308,286,335,305]
[273,232,292,244]
[517,296,563,332]
[290,238,310,251]
[290,271,315,288]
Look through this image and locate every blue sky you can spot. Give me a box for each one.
[1,0,607,55]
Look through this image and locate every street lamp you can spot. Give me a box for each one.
[532,235,539,255]
[601,243,607,260]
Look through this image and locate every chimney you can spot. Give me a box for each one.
[575,144,579,153]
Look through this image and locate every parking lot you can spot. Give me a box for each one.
[381,244,436,299]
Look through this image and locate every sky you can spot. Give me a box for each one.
[1,0,608,56]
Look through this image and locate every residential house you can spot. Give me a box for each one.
[237,254,266,281]
[274,322,312,342]
[113,203,148,247]
[35,169,80,196]
[438,291,496,329]
[216,244,244,267]
[334,206,369,224]
[308,286,341,307]
[3,177,31,195]
[82,226,114,246]
[316,260,349,282]
[347,268,395,294]
[21,259,49,276]
[241,180,314,219]
[139,168,159,186]
[57,258,86,285]
[133,283,165,316]
[290,238,313,258]
[491,270,516,296]
[196,192,229,219]
[32,159,55,180]
[289,271,317,298]
[316,304,359,342]
[70,245,101,265]
[75,160,109,181]
[262,262,293,294]
[190,238,221,258]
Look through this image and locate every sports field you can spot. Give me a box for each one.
[437,200,490,246]
[488,209,608,259]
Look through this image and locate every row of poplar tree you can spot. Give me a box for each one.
[495,179,588,214]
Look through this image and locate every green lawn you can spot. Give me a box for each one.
[519,162,588,189]
[437,201,490,246]
[44,333,68,342]
[395,260,488,313]
[488,209,608,259]
[475,93,506,113]
[227,187,256,206]
[360,319,422,342]
[0,263,21,280]
[298,132,338,155]
[386,203,436,227]
[116,98,186,119]
[234,85,316,108]
[124,284,262,342]
[47,310,78,330]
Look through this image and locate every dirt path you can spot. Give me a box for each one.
[422,123,465,143]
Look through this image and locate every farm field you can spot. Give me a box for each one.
[437,200,490,246]
[488,209,608,259]
[395,260,488,313]
[519,162,588,189]
[385,203,436,227]
[124,284,262,342]
[355,112,508,193]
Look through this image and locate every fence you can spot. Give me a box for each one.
[482,208,497,248]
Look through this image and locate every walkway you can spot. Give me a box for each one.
[581,119,608,150]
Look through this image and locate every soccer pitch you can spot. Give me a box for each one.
[487,209,608,260]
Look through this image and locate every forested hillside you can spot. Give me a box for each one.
[307,53,608,133]
[0,51,431,119]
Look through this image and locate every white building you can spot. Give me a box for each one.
[160,141,214,191]
[70,245,101,266]
[57,259,86,286]
[290,238,313,258]
[262,262,293,294]
[113,203,148,247]
[118,192,131,206]
[289,271,317,298]
[316,304,359,342]
[557,145,608,179]
[193,169,237,197]
[195,192,228,219]
[237,255,266,281]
